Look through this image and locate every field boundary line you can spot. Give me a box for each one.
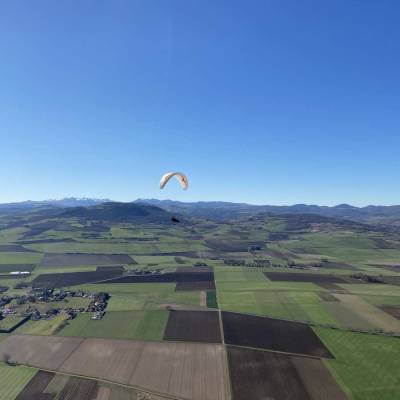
[218,310,234,400]
[51,333,224,347]
[226,343,332,360]
[126,340,146,388]
[54,337,85,370]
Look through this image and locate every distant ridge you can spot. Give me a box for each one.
[0,197,110,214]
[134,199,400,225]
[1,197,400,227]
[61,202,176,223]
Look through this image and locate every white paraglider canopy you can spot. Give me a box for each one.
[160,172,189,190]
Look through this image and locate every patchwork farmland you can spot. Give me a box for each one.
[1,204,400,399]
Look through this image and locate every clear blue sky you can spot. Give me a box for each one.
[1,1,399,206]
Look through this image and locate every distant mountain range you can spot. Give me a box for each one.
[134,199,400,226]
[0,198,110,214]
[1,198,400,227]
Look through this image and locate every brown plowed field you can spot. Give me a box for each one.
[175,281,216,291]
[227,346,347,400]
[16,371,55,400]
[0,335,230,400]
[31,270,123,289]
[32,269,122,289]
[104,271,214,283]
[163,310,222,343]
[0,335,83,370]
[227,346,310,400]
[57,376,98,400]
[291,356,348,400]
[221,311,333,358]
[380,306,400,319]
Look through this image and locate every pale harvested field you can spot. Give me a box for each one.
[335,294,400,333]
[0,335,230,400]
[0,335,83,370]
[129,341,229,400]
[61,338,145,383]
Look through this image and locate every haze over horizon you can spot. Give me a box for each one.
[1,1,399,206]
[1,196,400,209]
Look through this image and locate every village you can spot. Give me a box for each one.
[0,286,109,333]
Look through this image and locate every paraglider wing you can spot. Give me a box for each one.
[159,172,189,190]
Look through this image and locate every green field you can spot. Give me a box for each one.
[280,232,400,267]
[72,282,200,310]
[339,284,400,297]
[218,287,338,324]
[0,315,27,332]
[206,291,218,308]
[361,294,400,306]
[58,310,168,340]
[15,315,68,335]
[214,267,268,282]
[0,228,29,243]
[0,252,43,264]
[0,363,37,400]
[216,279,320,292]
[315,328,400,400]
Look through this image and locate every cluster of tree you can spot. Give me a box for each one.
[193,261,208,267]
[247,259,271,267]
[351,273,384,283]
[223,259,246,266]
[224,258,310,269]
